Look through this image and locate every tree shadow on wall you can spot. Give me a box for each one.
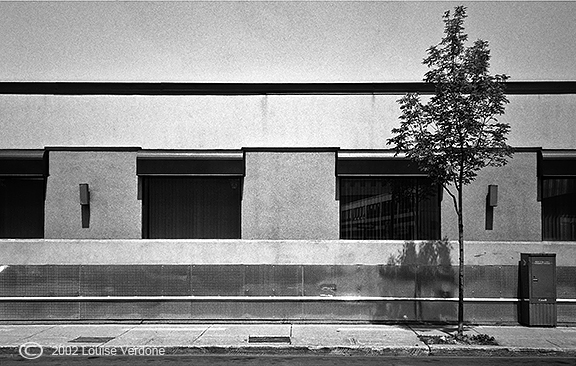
[375,238,457,323]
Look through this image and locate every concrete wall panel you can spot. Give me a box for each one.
[504,95,576,149]
[441,151,541,242]
[2,239,574,266]
[242,152,339,239]
[45,151,141,239]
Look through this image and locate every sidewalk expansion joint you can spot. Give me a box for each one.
[112,325,138,344]
[17,325,56,344]
[406,323,431,355]
[191,325,211,344]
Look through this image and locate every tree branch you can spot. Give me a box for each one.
[443,184,459,214]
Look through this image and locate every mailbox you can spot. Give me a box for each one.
[520,253,556,327]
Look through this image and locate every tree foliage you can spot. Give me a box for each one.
[388,6,512,195]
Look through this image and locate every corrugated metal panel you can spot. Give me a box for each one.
[303,265,336,297]
[467,266,507,298]
[0,264,560,301]
[334,265,381,297]
[191,302,247,320]
[160,265,191,296]
[273,265,303,296]
[80,302,188,320]
[0,264,572,323]
[558,267,576,298]
[466,302,517,324]
[191,265,244,296]
[529,303,557,326]
[0,302,80,320]
[80,265,164,297]
[245,265,274,296]
[302,301,379,321]
[0,266,79,297]
[419,301,458,323]
[379,265,412,297]
[241,302,303,320]
[370,301,417,322]
[558,303,576,324]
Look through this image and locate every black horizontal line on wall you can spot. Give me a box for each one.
[242,147,340,152]
[0,81,575,95]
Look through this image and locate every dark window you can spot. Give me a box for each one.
[542,178,576,241]
[142,177,241,239]
[340,178,440,240]
[0,178,45,238]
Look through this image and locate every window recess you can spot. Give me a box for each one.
[137,151,244,239]
[539,150,576,241]
[0,150,47,238]
[337,151,440,240]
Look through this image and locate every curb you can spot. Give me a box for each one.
[0,345,429,358]
[427,345,576,358]
[165,345,429,357]
[3,344,576,358]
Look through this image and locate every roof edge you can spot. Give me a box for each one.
[0,81,575,95]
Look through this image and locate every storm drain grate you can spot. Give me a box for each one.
[69,336,116,343]
[248,336,291,344]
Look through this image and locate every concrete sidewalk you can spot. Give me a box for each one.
[0,323,575,359]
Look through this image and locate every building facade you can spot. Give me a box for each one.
[0,82,575,324]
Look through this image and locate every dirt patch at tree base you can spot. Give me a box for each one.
[419,333,498,346]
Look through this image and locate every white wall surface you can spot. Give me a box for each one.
[1,94,574,150]
[242,152,339,240]
[45,151,141,239]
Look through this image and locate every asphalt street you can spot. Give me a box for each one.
[2,355,576,366]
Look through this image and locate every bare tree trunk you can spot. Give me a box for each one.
[415,270,422,321]
[457,188,464,336]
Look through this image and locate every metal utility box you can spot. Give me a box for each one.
[520,253,557,327]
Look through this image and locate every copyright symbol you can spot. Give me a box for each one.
[19,342,43,360]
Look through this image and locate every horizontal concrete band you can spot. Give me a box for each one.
[1,240,576,266]
[0,296,574,302]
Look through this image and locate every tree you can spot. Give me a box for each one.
[387,5,512,336]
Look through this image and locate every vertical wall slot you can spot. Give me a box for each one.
[137,177,143,200]
[485,184,497,230]
[488,185,498,207]
[80,183,90,228]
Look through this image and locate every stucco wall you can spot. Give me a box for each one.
[45,150,141,239]
[1,239,574,266]
[1,94,575,150]
[37,149,544,241]
[441,151,541,242]
[1,239,573,324]
[242,151,339,240]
